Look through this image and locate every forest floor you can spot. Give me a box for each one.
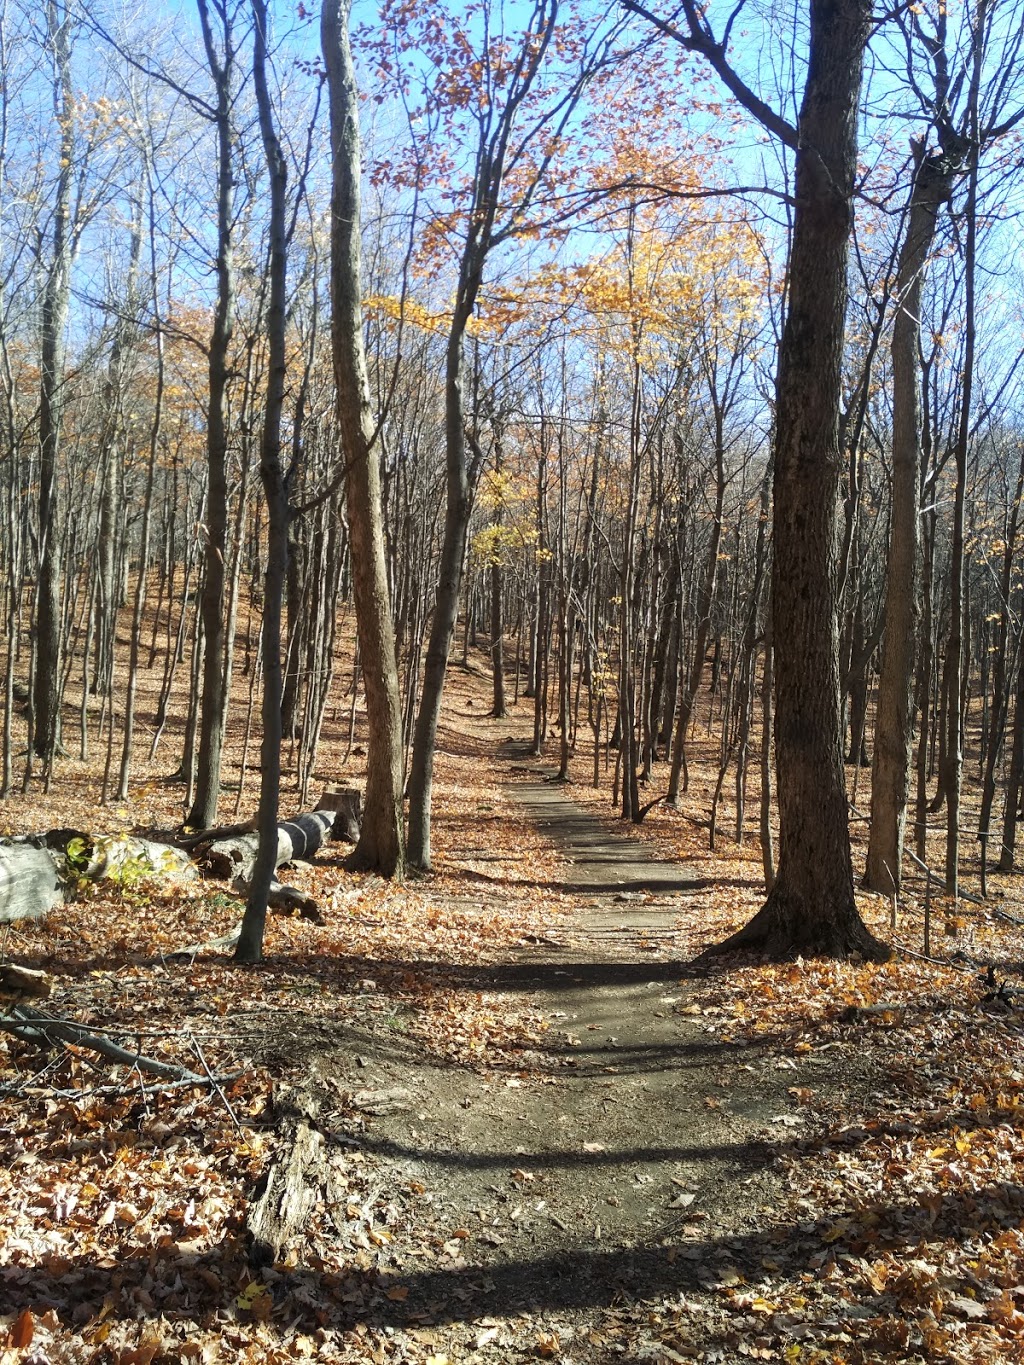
[3,655,1024,1364]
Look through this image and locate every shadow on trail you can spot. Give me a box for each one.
[539,875,701,896]
[351,1131,778,1175]
[238,949,706,996]
[6,1182,1022,1332]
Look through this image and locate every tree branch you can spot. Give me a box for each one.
[621,0,799,150]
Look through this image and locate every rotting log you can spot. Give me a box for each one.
[231,876,323,922]
[85,835,197,883]
[2,813,328,927]
[247,1085,328,1268]
[1,834,198,926]
[198,812,334,881]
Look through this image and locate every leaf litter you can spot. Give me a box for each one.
[3,663,1024,1362]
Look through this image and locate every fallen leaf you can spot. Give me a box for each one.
[10,1311,34,1350]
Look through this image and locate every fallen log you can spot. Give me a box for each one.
[177,818,256,851]
[198,811,334,881]
[85,835,197,884]
[231,876,323,922]
[1,833,199,926]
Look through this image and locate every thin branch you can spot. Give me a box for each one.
[621,0,799,150]
[2,1005,217,1084]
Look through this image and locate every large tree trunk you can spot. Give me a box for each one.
[322,0,405,878]
[714,0,887,960]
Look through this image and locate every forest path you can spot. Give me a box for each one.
[328,764,815,1353]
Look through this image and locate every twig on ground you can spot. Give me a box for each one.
[164,924,243,961]
[191,1034,244,1134]
[890,939,972,968]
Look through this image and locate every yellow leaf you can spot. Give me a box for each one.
[235,1281,264,1310]
[750,1296,777,1314]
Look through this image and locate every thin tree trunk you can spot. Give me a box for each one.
[237,0,293,961]
[187,0,236,830]
[865,141,961,893]
[321,0,405,877]
[32,0,74,766]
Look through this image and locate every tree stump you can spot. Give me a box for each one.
[246,1086,327,1268]
[317,786,362,843]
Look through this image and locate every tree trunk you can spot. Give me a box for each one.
[32,0,74,766]
[942,122,981,897]
[978,446,1024,843]
[713,0,887,960]
[865,142,961,894]
[321,0,405,878]
[667,412,725,803]
[187,0,236,830]
[237,0,293,962]
[999,652,1024,872]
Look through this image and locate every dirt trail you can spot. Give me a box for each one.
[318,770,821,1348]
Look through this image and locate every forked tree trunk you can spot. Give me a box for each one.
[865,141,962,894]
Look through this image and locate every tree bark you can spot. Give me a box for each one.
[237,0,294,962]
[978,446,1024,845]
[32,0,74,766]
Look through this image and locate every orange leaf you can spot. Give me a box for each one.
[11,1310,34,1349]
